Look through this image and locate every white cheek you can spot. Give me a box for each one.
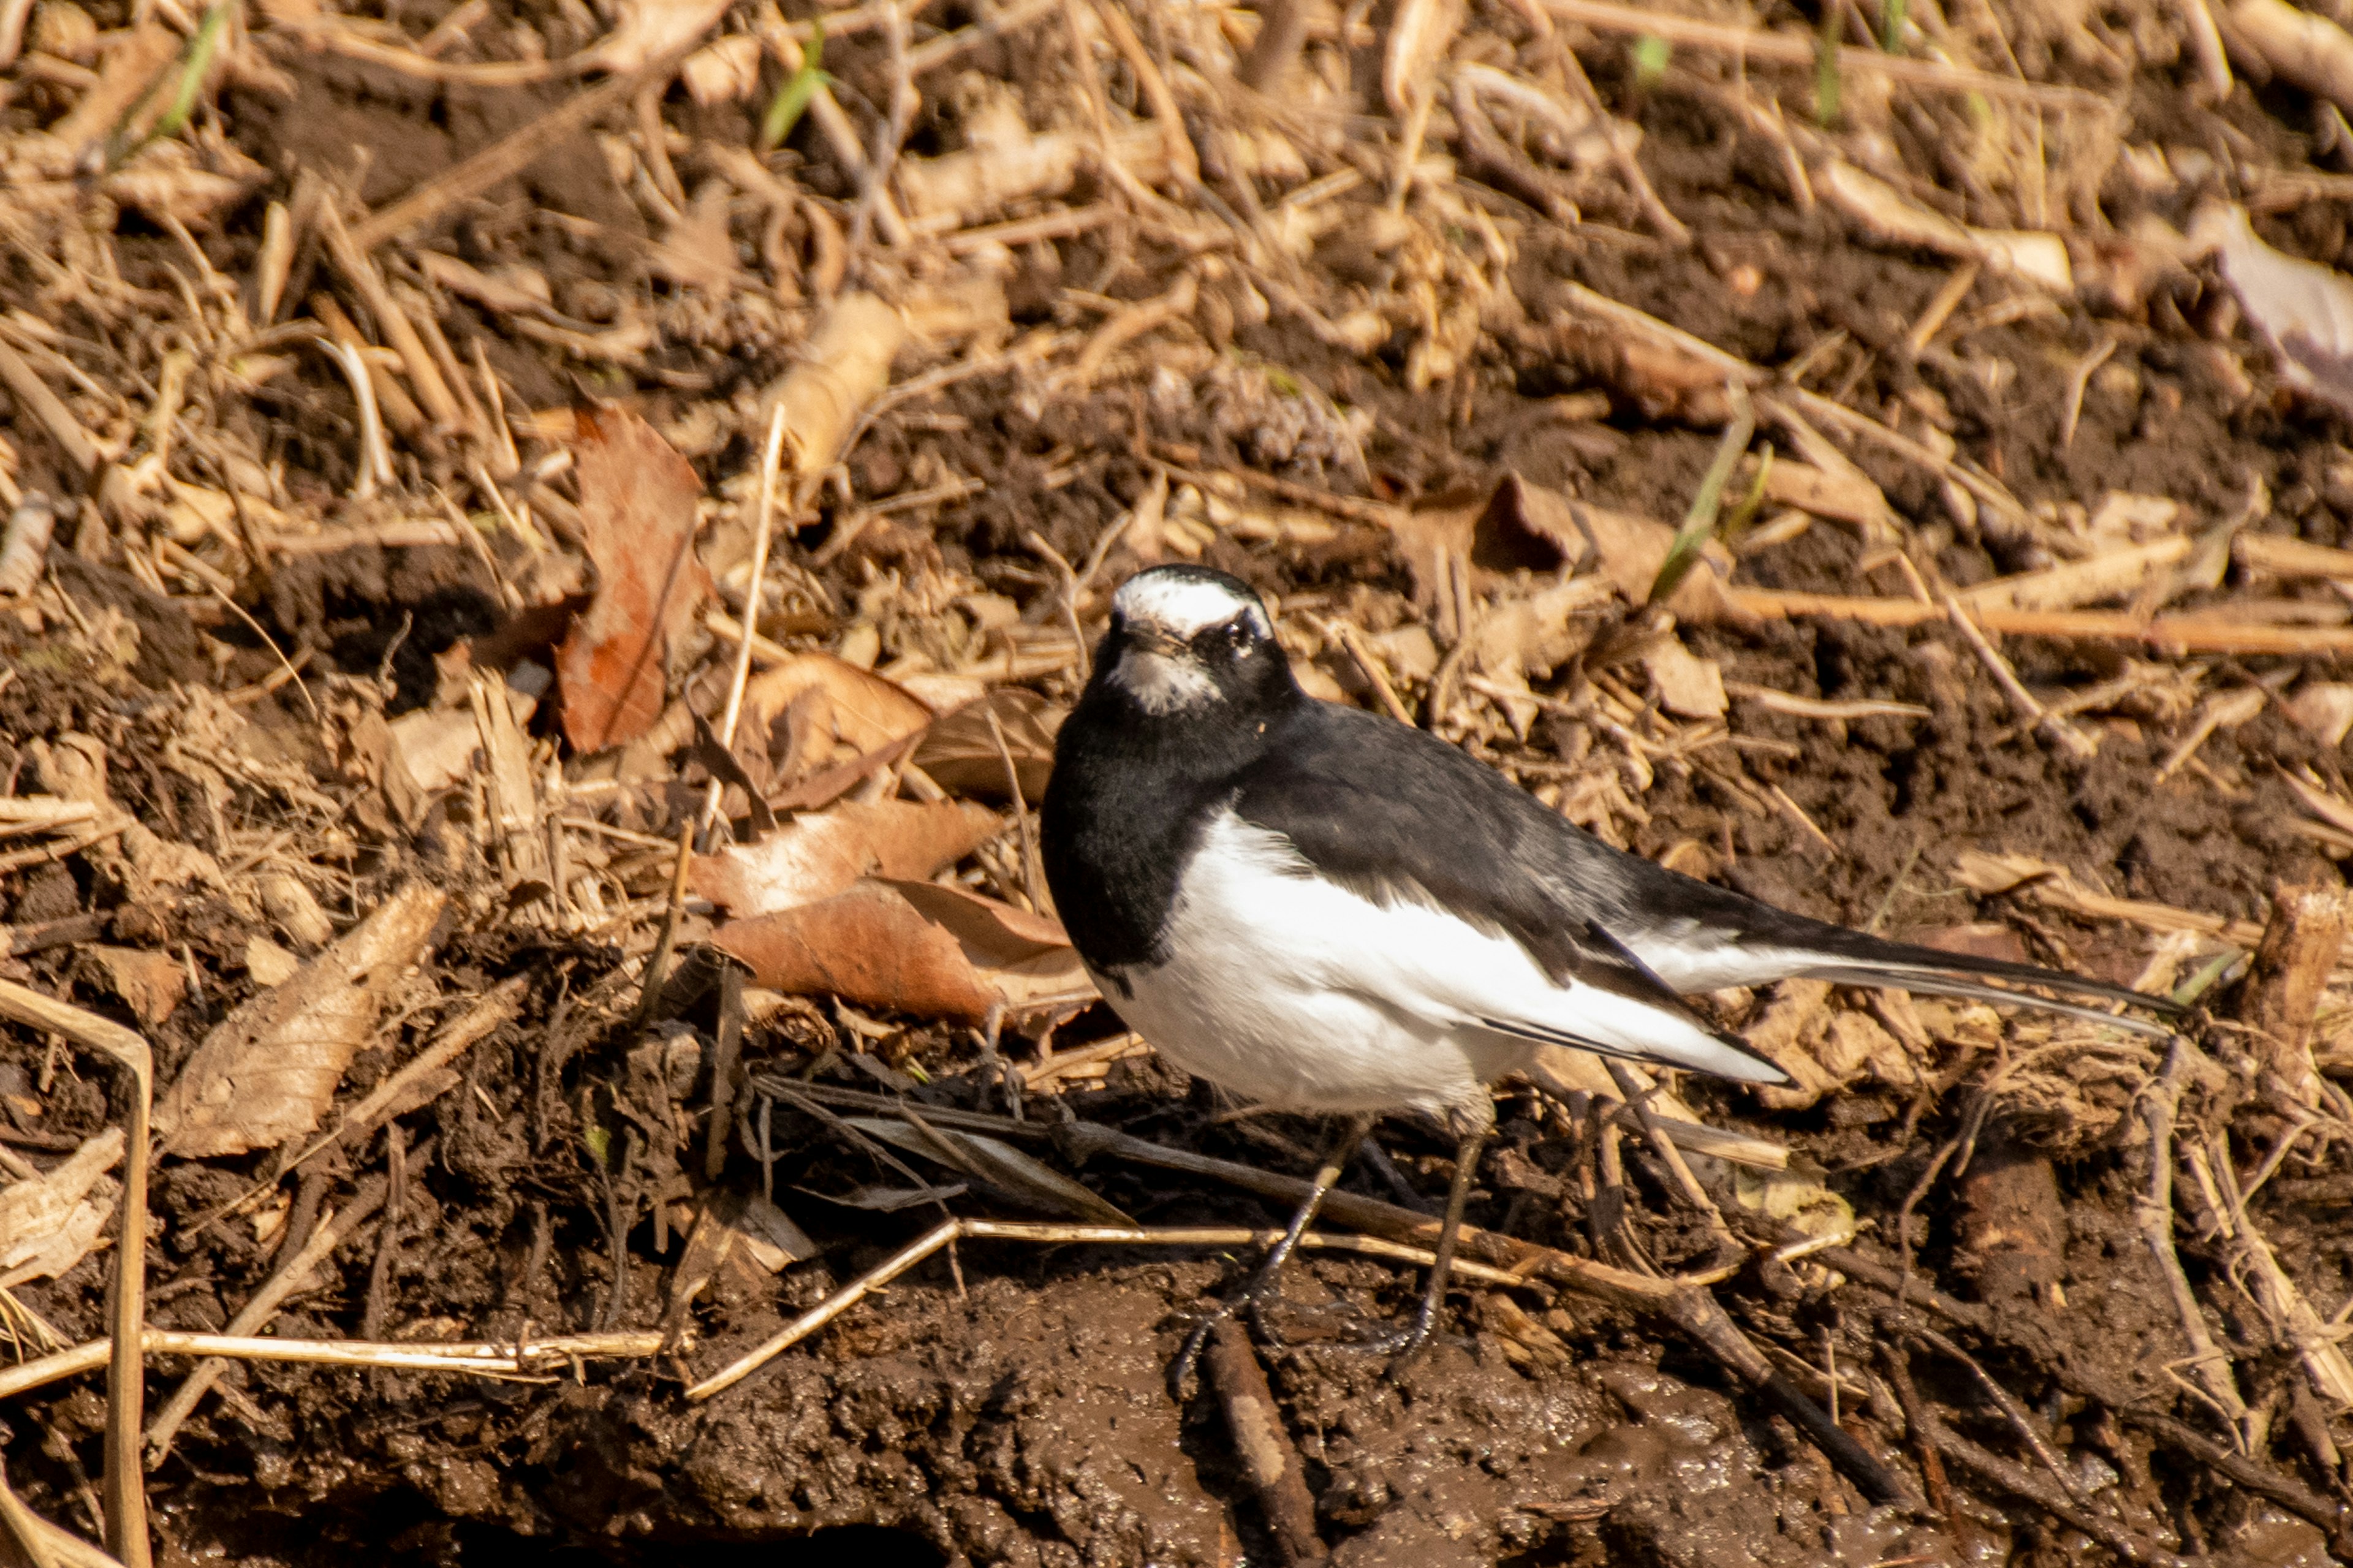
[1110,650,1216,713]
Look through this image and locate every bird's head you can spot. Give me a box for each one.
[1094,566,1297,717]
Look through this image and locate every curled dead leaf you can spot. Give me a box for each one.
[2196,202,2353,418]
[689,798,1003,917]
[557,406,712,753]
[0,1128,122,1287]
[710,879,1093,1020]
[912,689,1065,801]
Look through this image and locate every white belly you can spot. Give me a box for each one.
[1091,953,1526,1127]
[1090,815,1544,1130]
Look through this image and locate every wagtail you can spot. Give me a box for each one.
[1040,565,2180,1368]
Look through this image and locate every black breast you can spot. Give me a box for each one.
[1040,684,1281,972]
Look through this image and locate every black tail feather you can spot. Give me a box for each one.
[1783,925,2186,1036]
[1790,963,2177,1038]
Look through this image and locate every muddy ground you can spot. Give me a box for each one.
[4,0,2353,1561]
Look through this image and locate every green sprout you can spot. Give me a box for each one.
[761,22,835,153]
[1812,6,1841,126]
[1881,0,1908,52]
[1648,382,1756,606]
[105,1,227,170]
[1631,34,1670,88]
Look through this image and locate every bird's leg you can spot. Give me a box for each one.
[1170,1112,1374,1395]
[1355,1129,1487,1359]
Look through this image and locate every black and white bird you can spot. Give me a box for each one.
[1040,564,2181,1365]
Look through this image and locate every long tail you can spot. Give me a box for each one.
[1772,924,2186,1039]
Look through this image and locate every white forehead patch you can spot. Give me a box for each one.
[1113,572,1267,638]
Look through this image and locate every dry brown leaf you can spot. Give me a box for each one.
[86,946,185,1026]
[912,690,1065,801]
[689,799,1003,916]
[885,879,1096,1013]
[712,881,1001,1018]
[0,1127,121,1287]
[712,879,1092,1020]
[1393,474,1740,626]
[557,406,712,753]
[155,882,447,1158]
[741,653,936,754]
[244,936,301,987]
[763,294,907,475]
[2196,202,2353,417]
[1643,638,1727,719]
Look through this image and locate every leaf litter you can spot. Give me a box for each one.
[1,0,2353,1559]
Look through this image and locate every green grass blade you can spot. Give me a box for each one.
[1648,382,1756,607]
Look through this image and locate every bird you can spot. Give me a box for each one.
[1039,563,2183,1373]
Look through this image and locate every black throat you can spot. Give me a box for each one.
[1040,625,1302,974]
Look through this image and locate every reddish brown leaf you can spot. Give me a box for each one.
[712,880,1095,1021]
[712,882,1000,1019]
[689,799,1002,916]
[557,406,712,752]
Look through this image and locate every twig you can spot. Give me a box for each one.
[1204,1320,1328,1563]
[1741,585,2353,654]
[1326,618,1416,725]
[2137,1039,2251,1432]
[0,985,151,1568]
[1553,44,1688,246]
[1906,1324,2086,1503]
[0,340,101,479]
[2241,883,2346,1108]
[699,403,790,839]
[2057,336,2117,451]
[1089,0,1197,183]
[1824,1245,2353,1551]
[311,337,392,500]
[684,1219,1539,1401]
[1602,1060,1737,1252]
[315,199,460,431]
[0,1330,668,1401]
[633,824,697,1027]
[2177,0,2235,100]
[1942,594,2097,759]
[1903,260,1980,355]
[770,31,910,246]
[983,703,1045,912]
[738,1085,1907,1502]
